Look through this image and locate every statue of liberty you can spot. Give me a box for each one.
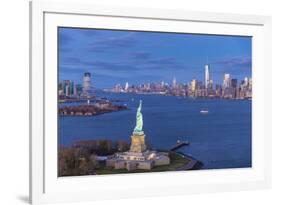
[133,100,144,135]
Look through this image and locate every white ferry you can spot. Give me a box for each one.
[200,109,209,114]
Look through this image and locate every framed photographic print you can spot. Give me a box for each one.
[30,1,272,204]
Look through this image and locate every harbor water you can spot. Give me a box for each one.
[59,91,252,170]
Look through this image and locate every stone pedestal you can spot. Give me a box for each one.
[129,133,146,153]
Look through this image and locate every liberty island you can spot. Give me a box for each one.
[106,100,170,171]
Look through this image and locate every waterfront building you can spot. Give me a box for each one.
[108,72,251,100]
[145,83,151,90]
[230,79,238,98]
[215,84,222,97]
[73,83,77,96]
[248,78,252,88]
[223,87,233,99]
[239,77,252,99]
[209,79,213,89]
[62,80,70,94]
[58,79,87,98]
[244,77,249,86]
[231,79,238,88]
[191,79,198,92]
[58,82,64,97]
[59,80,75,97]
[70,82,74,95]
[113,84,122,92]
[82,72,94,97]
[65,84,70,96]
[106,100,170,171]
[75,84,83,96]
[58,89,64,96]
[223,73,231,89]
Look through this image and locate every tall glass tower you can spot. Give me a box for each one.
[82,72,93,97]
[172,77,177,88]
[205,64,210,89]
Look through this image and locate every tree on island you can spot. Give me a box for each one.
[59,139,130,176]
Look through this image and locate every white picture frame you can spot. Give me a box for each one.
[30,1,272,204]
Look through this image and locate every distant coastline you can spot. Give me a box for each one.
[103,89,252,100]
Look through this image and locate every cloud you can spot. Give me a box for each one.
[58,32,74,53]
[60,55,185,72]
[136,56,184,70]
[87,61,135,71]
[129,51,151,60]
[62,57,82,64]
[210,56,252,77]
[146,57,177,66]
[87,33,136,52]
[77,29,98,37]
[59,33,72,46]
[59,47,72,53]
[128,51,185,70]
[60,57,134,71]
[214,56,251,68]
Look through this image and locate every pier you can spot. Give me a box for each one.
[170,140,190,151]
[175,153,199,170]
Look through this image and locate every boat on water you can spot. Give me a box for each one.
[200,109,209,114]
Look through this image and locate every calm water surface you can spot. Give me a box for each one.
[59,91,252,170]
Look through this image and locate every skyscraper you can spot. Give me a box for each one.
[244,77,249,86]
[125,82,129,91]
[172,77,177,88]
[191,79,197,92]
[231,79,238,88]
[73,83,77,96]
[205,64,210,89]
[65,84,70,96]
[62,80,71,96]
[223,73,231,88]
[82,72,93,97]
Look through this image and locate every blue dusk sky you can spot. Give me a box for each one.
[59,27,252,89]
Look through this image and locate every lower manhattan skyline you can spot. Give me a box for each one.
[59,27,252,88]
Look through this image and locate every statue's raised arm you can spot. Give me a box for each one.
[137,100,142,112]
[133,100,143,135]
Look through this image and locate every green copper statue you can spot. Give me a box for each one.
[133,100,144,135]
